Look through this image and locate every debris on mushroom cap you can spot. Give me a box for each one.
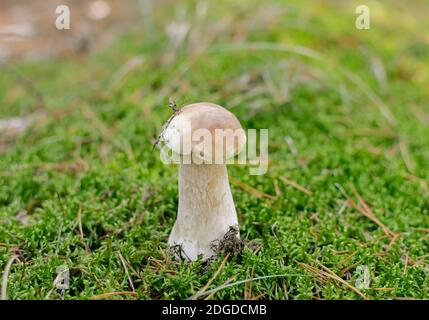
[162,102,246,164]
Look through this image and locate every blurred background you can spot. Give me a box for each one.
[0,0,141,62]
[1,0,429,299]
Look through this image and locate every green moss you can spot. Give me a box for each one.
[1,0,428,300]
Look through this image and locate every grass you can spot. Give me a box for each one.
[1,0,429,300]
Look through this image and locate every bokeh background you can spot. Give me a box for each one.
[0,0,428,300]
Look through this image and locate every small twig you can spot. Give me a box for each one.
[152,98,181,151]
[1,255,18,300]
[190,273,306,300]
[279,177,313,196]
[90,291,137,300]
[77,204,84,240]
[273,180,283,197]
[350,184,396,238]
[399,138,416,173]
[168,97,179,112]
[336,251,359,268]
[403,252,409,275]
[297,260,368,300]
[336,183,395,238]
[283,281,289,300]
[55,193,66,247]
[314,261,367,299]
[339,260,364,276]
[191,254,230,300]
[244,267,255,299]
[0,243,18,248]
[107,56,144,91]
[367,288,396,291]
[244,271,249,300]
[230,176,277,200]
[205,275,238,300]
[385,233,401,252]
[119,256,146,291]
[118,252,136,292]
[334,249,351,255]
[403,174,429,194]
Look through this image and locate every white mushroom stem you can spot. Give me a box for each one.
[168,163,239,261]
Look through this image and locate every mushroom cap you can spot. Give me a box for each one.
[162,102,246,164]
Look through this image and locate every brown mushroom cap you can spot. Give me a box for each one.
[162,102,246,163]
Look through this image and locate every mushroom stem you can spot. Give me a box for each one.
[168,163,239,261]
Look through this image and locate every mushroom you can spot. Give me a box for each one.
[160,102,246,261]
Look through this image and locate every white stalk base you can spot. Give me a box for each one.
[168,164,239,261]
